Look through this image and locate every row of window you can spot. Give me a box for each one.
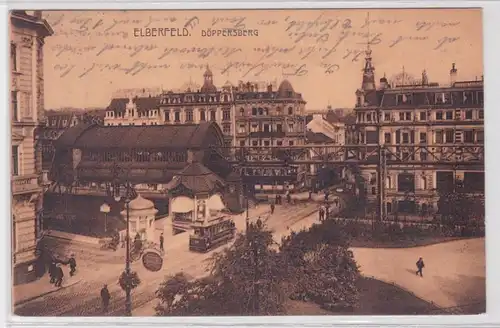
[106,110,159,118]
[394,91,484,106]
[369,171,484,193]
[161,94,231,105]
[245,106,295,116]
[379,129,484,144]
[358,108,484,123]
[164,108,231,122]
[237,122,296,134]
[239,139,296,147]
[82,150,188,162]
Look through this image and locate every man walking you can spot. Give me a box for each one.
[100,284,111,313]
[68,254,77,277]
[159,233,164,251]
[416,257,425,277]
[54,264,64,287]
[319,206,325,221]
[270,202,275,214]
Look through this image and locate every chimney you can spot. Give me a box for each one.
[267,84,272,92]
[450,63,457,86]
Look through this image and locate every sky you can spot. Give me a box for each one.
[41,8,483,110]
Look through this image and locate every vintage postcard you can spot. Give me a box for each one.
[10,8,485,316]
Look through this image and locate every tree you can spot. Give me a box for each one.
[437,181,485,226]
[155,221,288,316]
[280,220,360,311]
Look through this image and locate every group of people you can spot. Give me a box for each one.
[48,253,77,288]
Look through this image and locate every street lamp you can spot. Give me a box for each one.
[99,203,110,234]
[104,163,136,317]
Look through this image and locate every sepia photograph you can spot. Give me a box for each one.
[9,8,485,317]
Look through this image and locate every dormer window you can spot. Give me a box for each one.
[397,93,413,105]
[288,107,293,115]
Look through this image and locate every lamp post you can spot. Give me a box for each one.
[100,203,110,234]
[104,164,135,317]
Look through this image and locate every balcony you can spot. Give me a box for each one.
[12,174,41,195]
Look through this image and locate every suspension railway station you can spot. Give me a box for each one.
[45,122,244,237]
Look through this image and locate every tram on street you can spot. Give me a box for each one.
[189,216,236,253]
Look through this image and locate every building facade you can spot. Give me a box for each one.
[353,46,484,216]
[11,10,53,284]
[45,122,241,236]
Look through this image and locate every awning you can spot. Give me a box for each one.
[171,196,194,213]
[208,194,225,211]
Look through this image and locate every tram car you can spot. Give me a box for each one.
[189,216,236,253]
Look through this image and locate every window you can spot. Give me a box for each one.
[399,112,405,121]
[288,107,293,115]
[419,132,427,143]
[288,123,294,132]
[419,112,426,121]
[263,124,270,132]
[397,173,415,192]
[464,130,474,143]
[264,140,270,146]
[436,111,443,120]
[11,91,18,121]
[288,140,294,146]
[222,123,231,134]
[463,91,474,104]
[384,113,390,121]
[477,130,484,143]
[200,110,206,121]
[420,151,427,161]
[465,110,473,120]
[238,124,245,134]
[477,91,484,105]
[276,124,282,132]
[186,110,193,122]
[405,112,411,121]
[366,113,372,122]
[445,129,454,143]
[479,110,484,119]
[384,132,391,144]
[223,110,231,121]
[258,108,264,115]
[164,110,170,122]
[252,140,258,146]
[251,124,258,132]
[210,110,216,121]
[12,145,19,176]
[11,43,17,71]
[277,140,283,146]
[239,108,245,115]
[174,111,180,122]
[397,93,412,105]
[252,108,257,115]
[445,111,453,120]
[435,131,443,144]
[402,132,409,144]
[239,140,245,146]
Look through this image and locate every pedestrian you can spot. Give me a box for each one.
[270,203,275,214]
[68,253,77,277]
[319,206,325,221]
[54,263,64,287]
[416,257,425,277]
[334,198,339,207]
[324,190,330,202]
[49,261,56,283]
[325,204,330,219]
[100,284,111,313]
[308,190,312,200]
[159,233,164,251]
[286,193,292,204]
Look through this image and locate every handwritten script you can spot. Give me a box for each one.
[44,10,468,80]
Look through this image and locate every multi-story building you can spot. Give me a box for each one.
[104,67,308,192]
[353,46,484,216]
[10,10,53,284]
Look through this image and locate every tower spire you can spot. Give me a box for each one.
[361,11,376,91]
